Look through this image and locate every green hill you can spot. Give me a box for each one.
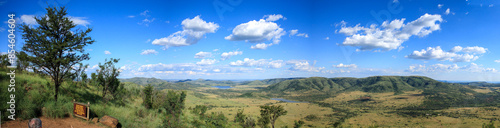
[265,76,446,94]
[120,77,167,85]
[240,78,304,85]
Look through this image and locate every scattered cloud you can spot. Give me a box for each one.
[0,27,5,32]
[141,49,158,55]
[495,59,500,63]
[220,50,242,60]
[438,4,444,9]
[229,58,284,68]
[104,50,111,55]
[325,37,330,40]
[127,15,135,18]
[213,49,219,52]
[251,43,274,49]
[196,59,217,65]
[407,63,497,73]
[263,14,285,21]
[334,63,357,68]
[139,18,155,26]
[152,15,219,49]
[286,60,325,72]
[289,29,298,36]
[194,51,212,59]
[337,14,443,51]
[20,15,38,25]
[225,14,286,49]
[140,10,150,17]
[444,8,454,15]
[19,15,90,26]
[489,4,494,7]
[138,10,155,26]
[393,0,399,3]
[296,33,309,38]
[406,46,487,62]
[289,29,308,38]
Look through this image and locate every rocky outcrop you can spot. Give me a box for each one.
[99,115,118,128]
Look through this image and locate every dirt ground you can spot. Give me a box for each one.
[1,117,105,128]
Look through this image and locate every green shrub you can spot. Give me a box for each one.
[43,95,72,118]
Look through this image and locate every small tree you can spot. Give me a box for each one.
[259,105,288,128]
[96,58,121,102]
[293,120,305,128]
[243,117,256,128]
[20,6,94,101]
[234,109,246,126]
[159,90,187,128]
[143,84,154,109]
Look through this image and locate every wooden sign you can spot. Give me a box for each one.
[73,99,90,120]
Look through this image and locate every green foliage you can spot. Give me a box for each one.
[482,121,497,128]
[143,84,154,109]
[293,120,305,128]
[158,90,187,127]
[20,6,94,101]
[204,112,229,128]
[96,58,121,102]
[304,114,319,121]
[243,117,257,128]
[190,105,208,116]
[43,95,73,118]
[259,105,288,128]
[234,109,246,126]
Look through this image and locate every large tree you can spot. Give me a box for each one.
[20,6,94,101]
[258,105,288,128]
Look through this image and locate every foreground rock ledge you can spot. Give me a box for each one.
[99,115,119,128]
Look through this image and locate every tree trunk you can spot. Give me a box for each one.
[55,82,59,101]
[271,121,275,128]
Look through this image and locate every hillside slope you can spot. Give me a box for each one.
[266,76,448,94]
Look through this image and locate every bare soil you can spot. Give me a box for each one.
[1,117,105,128]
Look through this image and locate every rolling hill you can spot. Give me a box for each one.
[265,76,443,94]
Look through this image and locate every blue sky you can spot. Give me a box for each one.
[1,0,499,81]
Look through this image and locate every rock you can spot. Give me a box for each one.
[92,118,99,124]
[100,115,118,128]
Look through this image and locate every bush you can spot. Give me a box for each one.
[304,114,319,121]
[43,96,73,118]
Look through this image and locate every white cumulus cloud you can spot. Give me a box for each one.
[406,46,487,62]
[438,4,444,8]
[407,63,497,73]
[225,15,286,49]
[194,51,212,59]
[196,59,217,65]
[495,59,500,63]
[334,63,357,68]
[152,15,219,49]
[229,58,284,68]
[104,50,111,55]
[20,15,90,26]
[337,14,443,51]
[263,14,285,21]
[286,60,324,72]
[141,49,158,55]
[221,51,243,60]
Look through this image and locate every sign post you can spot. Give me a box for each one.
[73,99,90,120]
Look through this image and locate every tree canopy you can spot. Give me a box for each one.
[20,6,94,101]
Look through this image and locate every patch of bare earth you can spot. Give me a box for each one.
[1,117,105,128]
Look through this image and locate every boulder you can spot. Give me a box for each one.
[100,115,118,128]
[92,118,99,124]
